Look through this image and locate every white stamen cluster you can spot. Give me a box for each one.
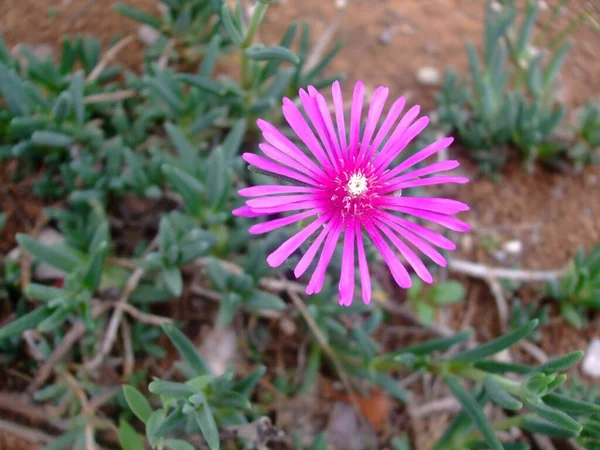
[346,172,368,196]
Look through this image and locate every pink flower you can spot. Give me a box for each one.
[234,81,470,306]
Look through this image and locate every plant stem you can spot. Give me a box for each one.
[240,2,269,94]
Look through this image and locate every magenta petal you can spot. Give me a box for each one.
[349,81,364,157]
[299,89,338,170]
[233,206,264,217]
[306,220,343,295]
[374,116,430,172]
[375,220,433,283]
[376,105,420,160]
[331,81,347,157]
[388,176,469,191]
[259,143,321,180]
[382,217,447,266]
[239,185,317,197]
[338,224,355,306]
[396,207,471,233]
[381,197,470,215]
[242,152,317,186]
[381,137,453,181]
[381,212,456,250]
[249,209,319,235]
[365,223,412,288]
[356,225,372,305]
[267,214,331,267]
[247,194,315,209]
[250,200,324,215]
[357,86,389,162]
[294,220,333,278]
[315,92,343,165]
[366,96,406,162]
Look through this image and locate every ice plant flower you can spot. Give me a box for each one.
[234,81,470,306]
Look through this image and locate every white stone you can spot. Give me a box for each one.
[503,240,523,255]
[416,66,441,87]
[582,339,600,378]
[138,25,160,47]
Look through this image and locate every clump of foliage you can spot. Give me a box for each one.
[547,245,600,328]
[0,0,599,449]
[436,0,600,176]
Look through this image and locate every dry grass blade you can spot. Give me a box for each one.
[86,35,135,83]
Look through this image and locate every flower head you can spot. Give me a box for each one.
[234,81,470,306]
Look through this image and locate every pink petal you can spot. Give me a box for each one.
[239,185,318,197]
[384,175,469,192]
[267,213,331,267]
[332,81,348,158]
[382,160,462,193]
[306,220,343,295]
[294,220,334,278]
[381,197,470,215]
[375,105,420,163]
[299,89,338,170]
[349,81,364,158]
[249,209,320,234]
[356,225,372,305]
[381,212,456,250]
[282,99,333,173]
[375,220,433,283]
[357,86,389,163]
[365,96,406,162]
[233,206,265,217]
[314,90,343,166]
[250,200,324,215]
[381,137,453,181]
[395,207,471,233]
[242,153,318,186]
[365,223,412,288]
[247,194,315,209]
[259,143,322,181]
[338,223,355,306]
[380,217,447,266]
[374,116,430,172]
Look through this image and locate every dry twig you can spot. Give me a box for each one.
[448,259,565,281]
[86,35,135,83]
[83,90,137,104]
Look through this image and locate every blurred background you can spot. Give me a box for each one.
[1,1,600,449]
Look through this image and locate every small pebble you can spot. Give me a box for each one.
[582,339,600,378]
[503,239,523,255]
[493,250,507,263]
[416,66,441,87]
[138,25,160,46]
[378,27,396,45]
[425,43,437,54]
[587,174,598,186]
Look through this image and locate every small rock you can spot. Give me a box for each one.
[587,174,598,186]
[399,23,416,35]
[582,339,600,378]
[378,27,396,45]
[416,66,441,87]
[461,235,474,253]
[334,0,347,9]
[200,327,238,376]
[552,186,564,199]
[503,239,523,255]
[279,318,296,336]
[138,25,160,47]
[493,250,507,263]
[425,43,437,54]
[30,229,67,281]
[584,207,594,218]
[326,402,377,450]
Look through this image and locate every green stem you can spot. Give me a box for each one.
[240,2,269,92]
[464,413,533,444]
[448,364,522,397]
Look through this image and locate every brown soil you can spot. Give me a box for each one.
[1,0,600,449]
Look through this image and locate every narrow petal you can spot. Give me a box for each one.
[249,209,320,234]
[365,223,412,288]
[380,137,453,181]
[374,116,430,172]
[375,105,420,162]
[381,212,456,250]
[299,89,338,170]
[365,96,406,162]
[250,200,324,215]
[243,153,317,186]
[314,89,343,165]
[259,143,322,182]
[294,220,334,278]
[394,207,471,233]
[380,216,447,266]
[282,99,334,173]
[381,197,470,215]
[267,214,331,267]
[349,81,364,157]
[375,220,433,283]
[357,86,389,163]
[306,219,343,295]
[384,175,469,192]
[239,185,318,197]
[382,160,461,192]
[332,81,348,158]
[247,194,315,209]
[232,205,264,217]
[356,224,372,305]
[338,223,355,306]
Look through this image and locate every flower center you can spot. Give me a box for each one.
[346,172,368,196]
